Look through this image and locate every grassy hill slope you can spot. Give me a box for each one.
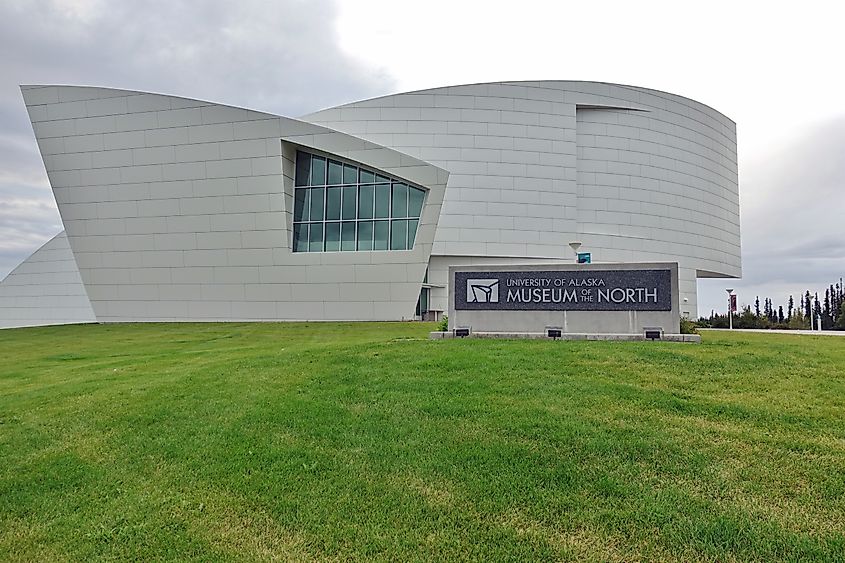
[1,323,844,561]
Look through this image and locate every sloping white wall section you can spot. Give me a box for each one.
[0,231,95,328]
[20,85,447,322]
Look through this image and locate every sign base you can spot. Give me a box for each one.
[430,331,699,343]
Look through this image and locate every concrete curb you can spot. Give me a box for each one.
[700,328,845,337]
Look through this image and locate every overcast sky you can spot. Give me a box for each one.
[1,0,843,316]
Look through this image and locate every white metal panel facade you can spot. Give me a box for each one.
[5,81,739,325]
[305,81,740,317]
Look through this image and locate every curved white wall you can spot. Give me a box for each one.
[0,231,95,328]
[305,81,740,316]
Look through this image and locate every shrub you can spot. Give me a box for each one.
[680,317,699,334]
[436,314,448,332]
[788,314,809,330]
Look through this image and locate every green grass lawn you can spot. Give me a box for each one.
[1,323,844,561]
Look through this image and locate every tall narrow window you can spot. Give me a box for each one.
[311,156,326,186]
[359,185,374,219]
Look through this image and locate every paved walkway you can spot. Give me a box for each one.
[701,328,845,337]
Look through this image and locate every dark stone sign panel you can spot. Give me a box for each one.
[454,269,672,311]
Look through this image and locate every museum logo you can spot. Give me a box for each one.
[466,279,499,303]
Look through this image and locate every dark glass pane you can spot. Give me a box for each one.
[341,221,356,251]
[408,187,425,218]
[294,223,309,252]
[325,187,341,221]
[392,183,408,218]
[295,151,310,187]
[375,185,390,219]
[342,186,356,220]
[408,219,419,248]
[327,160,343,185]
[358,185,374,219]
[324,222,340,252]
[391,219,408,250]
[310,156,326,186]
[420,287,429,313]
[376,173,390,183]
[294,188,309,222]
[359,169,375,183]
[309,187,324,221]
[343,164,357,184]
[373,220,389,250]
[357,221,373,250]
[308,223,323,252]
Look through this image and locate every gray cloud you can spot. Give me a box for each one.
[2,1,842,311]
[699,117,845,315]
[0,0,395,278]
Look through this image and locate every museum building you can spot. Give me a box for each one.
[0,81,740,327]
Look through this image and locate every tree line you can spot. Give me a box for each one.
[699,277,845,330]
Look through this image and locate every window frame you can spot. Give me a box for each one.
[292,150,427,253]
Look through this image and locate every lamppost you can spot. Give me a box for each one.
[726,288,734,330]
[569,241,582,264]
[809,294,814,332]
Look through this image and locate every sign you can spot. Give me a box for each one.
[730,294,737,312]
[455,269,672,311]
[577,252,591,264]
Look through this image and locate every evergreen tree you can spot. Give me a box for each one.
[778,306,785,324]
[839,278,845,311]
[788,295,794,319]
[805,291,812,319]
[824,289,833,329]
[824,289,831,318]
[755,296,761,318]
[839,280,845,324]
[839,278,845,312]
